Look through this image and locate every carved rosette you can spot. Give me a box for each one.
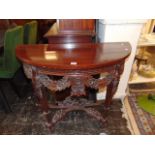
[69,77,86,96]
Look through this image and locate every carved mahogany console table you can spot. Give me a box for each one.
[16,42,131,130]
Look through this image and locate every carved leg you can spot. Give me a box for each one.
[31,68,52,130]
[40,87,52,130]
[105,79,119,109]
[104,63,124,109]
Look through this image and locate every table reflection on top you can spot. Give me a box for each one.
[16,42,131,70]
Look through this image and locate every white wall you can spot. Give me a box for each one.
[97,19,146,100]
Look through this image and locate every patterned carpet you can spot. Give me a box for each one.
[0,95,131,135]
[128,93,155,134]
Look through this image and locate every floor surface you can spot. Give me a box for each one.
[0,95,131,135]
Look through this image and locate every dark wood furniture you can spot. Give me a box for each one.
[16,42,131,130]
[58,19,95,32]
[44,19,96,43]
[44,19,97,101]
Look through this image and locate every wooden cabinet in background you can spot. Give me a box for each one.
[58,19,95,33]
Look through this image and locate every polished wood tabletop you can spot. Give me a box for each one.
[16,42,131,70]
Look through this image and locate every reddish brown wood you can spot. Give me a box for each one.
[105,63,125,108]
[11,19,34,25]
[16,42,131,131]
[58,19,95,32]
[16,42,130,71]
[47,35,93,44]
[44,19,96,43]
[43,20,97,103]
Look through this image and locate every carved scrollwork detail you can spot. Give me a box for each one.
[84,108,106,124]
[57,96,94,107]
[51,107,106,127]
[35,73,113,96]
[86,76,99,89]
[85,74,113,89]
[111,63,124,95]
[23,63,32,79]
[37,74,71,92]
[111,63,124,78]
[35,79,43,99]
[52,109,68,124]
[105,63,125,105]
[69,77,86,96]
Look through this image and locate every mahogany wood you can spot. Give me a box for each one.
[43,19,97,101]
[58,19,95,32]
[16,42,130,70]
[16,42,131,130]
[44,19,96,43]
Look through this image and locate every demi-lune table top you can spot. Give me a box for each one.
[16,42,131,70]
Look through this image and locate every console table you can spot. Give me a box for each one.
[16,42,131,130]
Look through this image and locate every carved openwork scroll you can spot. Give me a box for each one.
[23,62,124,131]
